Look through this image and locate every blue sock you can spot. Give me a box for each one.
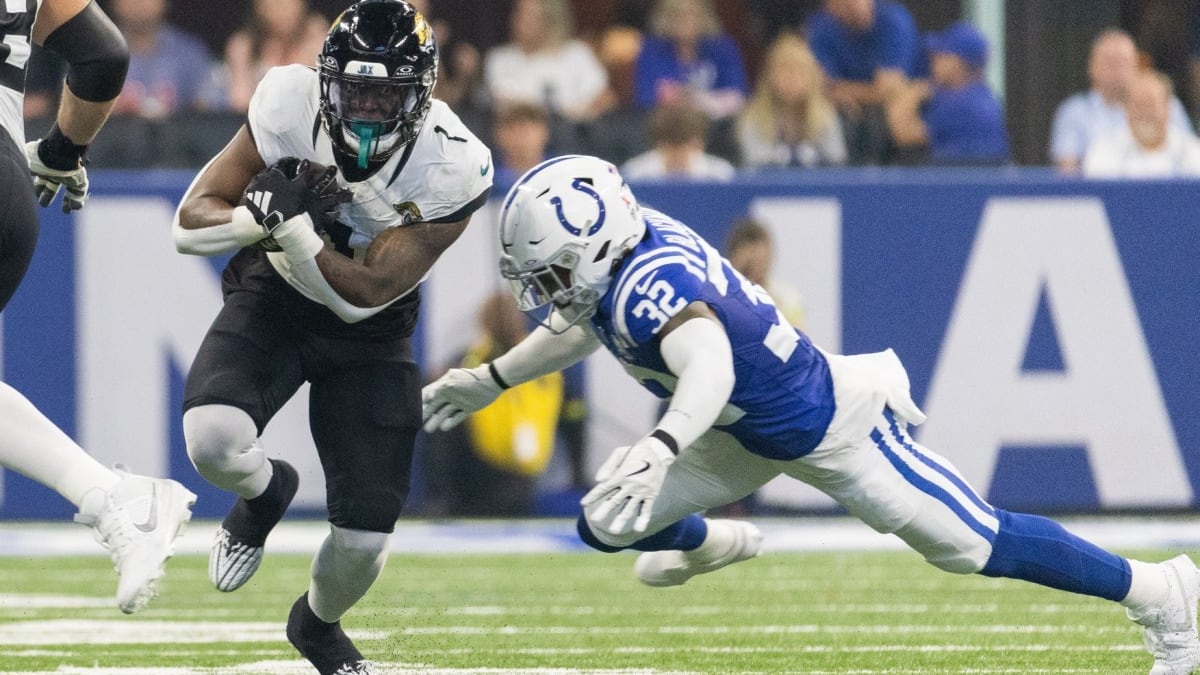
[980,509,1131,601]
[575,513,708,553]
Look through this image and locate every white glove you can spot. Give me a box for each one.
[581,436,675,536]
[421,364,504,433]
[26,140,89,213]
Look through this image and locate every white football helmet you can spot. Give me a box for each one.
[499,155,645,332]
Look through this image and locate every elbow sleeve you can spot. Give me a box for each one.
[42,2,129,102]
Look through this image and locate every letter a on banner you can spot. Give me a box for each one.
[919,197,1190,508]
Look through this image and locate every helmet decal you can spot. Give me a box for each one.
[414,13,432,45]
[551,179,606,237]
[498,156,646,333]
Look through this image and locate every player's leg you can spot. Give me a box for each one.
[287,356,418,674]
[0,134,109,501]
[578,428,779,586]
[0,137,196,614]
[0,128,39,312]
[793,407,1197,674]
[182,289,304,592]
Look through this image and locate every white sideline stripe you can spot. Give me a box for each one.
[0,516,1198,556]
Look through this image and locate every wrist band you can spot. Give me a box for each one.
[488,362,511,390]
[39,124,88,170]
[649,428,680,455]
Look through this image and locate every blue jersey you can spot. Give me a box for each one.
[590,209,835,460]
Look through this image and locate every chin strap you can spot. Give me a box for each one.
[355,125,375,169]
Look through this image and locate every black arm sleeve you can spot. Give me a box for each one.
[40,1,129,102]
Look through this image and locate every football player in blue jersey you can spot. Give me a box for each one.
[423,154,1199,675]
[0,0,196,615]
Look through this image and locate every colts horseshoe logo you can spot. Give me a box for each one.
[551,179,606,236]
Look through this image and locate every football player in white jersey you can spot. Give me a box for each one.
[423,155,1200,675]
[0,0,196,615]
[172,1,491,673]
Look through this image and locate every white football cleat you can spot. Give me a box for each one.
[1129,554,1200,675]
[209,459,299,592]
[634,519,762,587]
[75,471,197,614]
[210,527,265,592]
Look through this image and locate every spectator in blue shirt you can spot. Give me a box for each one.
[634,0,750,121]
[885,21,1010,165]
[807,0,923,164]
[1050,29,1193,173]
[111,0,215,118]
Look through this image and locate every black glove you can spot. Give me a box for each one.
[241,158,313,231]
[305,163,352,232]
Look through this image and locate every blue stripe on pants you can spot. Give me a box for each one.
[870,426,997,545]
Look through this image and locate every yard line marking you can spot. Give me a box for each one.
[7,665,688,675]
[0,620,385,645]
[0,594,113,609]
[395,623,1135,636]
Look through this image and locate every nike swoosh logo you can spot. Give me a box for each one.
[134,484,159,533]
[626,461,652,477]
[480,157,491,176]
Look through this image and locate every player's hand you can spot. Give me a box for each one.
[306,162,352,231]
[241,158,314,232]
[421,365,504,433]
[581,436,675,536]
[25,139,89,213]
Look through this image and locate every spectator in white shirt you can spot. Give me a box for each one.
[1050,29,1193,173]
[621,101,737,181]
[1083,70,1200,178]
[483,0,613,122]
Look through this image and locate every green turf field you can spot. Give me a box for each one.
[0,547,1177,673]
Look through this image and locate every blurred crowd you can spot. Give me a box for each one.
[23,0,1200,179]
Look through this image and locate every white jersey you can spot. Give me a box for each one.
[246,64,493,304]
[0,0,41,149]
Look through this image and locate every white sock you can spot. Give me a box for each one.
[687,519,730,561]
[308,525,389,623]
[0,382,117,506]
[1122,558,1170,612]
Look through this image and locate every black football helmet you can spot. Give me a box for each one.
[318,0,437,180]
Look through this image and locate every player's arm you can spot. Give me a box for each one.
[422,312,602,433]
[264,207,479,325]
[581,300,735,534]
[649,301,736,453]
[173,125,271,255]
[26,0,129,212]
[313,216,472,309]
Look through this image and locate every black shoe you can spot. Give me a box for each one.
[208,459,299,592]
[287,592,371,675]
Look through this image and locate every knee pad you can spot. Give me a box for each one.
[895,519,993,574]
[328,525,390,561]
[312,525,390,585]
[182,404,257,474]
